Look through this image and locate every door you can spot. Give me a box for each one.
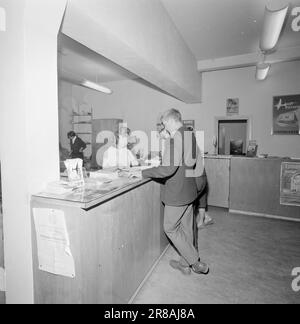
[218,120,248,155]
[205,157,230,208]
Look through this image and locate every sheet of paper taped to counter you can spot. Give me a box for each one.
[33,208,75,278]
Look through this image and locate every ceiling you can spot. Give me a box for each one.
[161,0,300,62]
[58,34,139,84]
[59,0,300,85]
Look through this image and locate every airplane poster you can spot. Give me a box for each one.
[280,162,300,207]
[272,95,300,135]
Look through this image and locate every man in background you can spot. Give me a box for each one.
[142,109,209,276]
[67,131,87,161]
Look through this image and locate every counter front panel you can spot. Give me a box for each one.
[31,180,168,304]
[230,157,300,220]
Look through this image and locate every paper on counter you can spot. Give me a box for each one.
[33,208,75,278]
[89,169,119,181]
[64,159,84,186]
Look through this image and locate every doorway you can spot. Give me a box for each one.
[216,117,252,156]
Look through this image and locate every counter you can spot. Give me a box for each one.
[33,176,152,210]
[0,205,4,305]
[204,155,231,208]
[31,176,168,304]
[205,155,300,220]
[230,156,300,221]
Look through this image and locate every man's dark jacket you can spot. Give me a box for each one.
[70,137,87,160]
[142,127,198,207]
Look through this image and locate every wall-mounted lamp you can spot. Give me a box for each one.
[255,63,271,81]
[259,1,289,53]
[81,80,113,95]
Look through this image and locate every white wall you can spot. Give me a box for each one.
[0,0,67,304]
[59,81,74,150]
[58,79,201,150]
[59,60,300,158]
[201,61,300,158]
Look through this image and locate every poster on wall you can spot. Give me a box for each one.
[33,208,76,278]
[272,95,300,135]
[280,162,300,207]
[226,98,239,116]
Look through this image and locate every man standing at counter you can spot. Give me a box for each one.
[67,131,87,161]
[142,109,209,276]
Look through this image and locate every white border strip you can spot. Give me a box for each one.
[0,267,6,292]
[230,209,300,223]
[128,244,170,304]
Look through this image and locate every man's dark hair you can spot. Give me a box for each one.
[67,131,76,138]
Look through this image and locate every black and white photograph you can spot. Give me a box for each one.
[1,0,300,307]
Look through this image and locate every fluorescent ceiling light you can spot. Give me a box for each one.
[81,80,113,94]
[256,63,270,81]
[260,0,289,52]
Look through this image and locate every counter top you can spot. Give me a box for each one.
[205,154,232,159]
[32,176,151,210]
[205,154,296,161]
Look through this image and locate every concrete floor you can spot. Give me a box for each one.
[133,208,300,304]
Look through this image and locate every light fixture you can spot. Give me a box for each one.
[255,63,270,81]
[259,0,289,53]
[81,80,113,95]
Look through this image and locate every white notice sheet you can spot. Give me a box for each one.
[33,208,75,278]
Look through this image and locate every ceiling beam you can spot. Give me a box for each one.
[61,0,203,104]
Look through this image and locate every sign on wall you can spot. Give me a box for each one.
[226,98,239,116]
[272,95,300,135]
[183,120,195,131]
[280,162,300,207]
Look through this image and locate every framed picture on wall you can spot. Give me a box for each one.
[183,120,195,131]
[226,98,239,116]
[272,94,300,135]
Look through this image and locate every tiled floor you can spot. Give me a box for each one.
[133,208,300,304]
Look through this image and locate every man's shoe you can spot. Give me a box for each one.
[204,215,214,226]
[198,215,214,230]
[191,261,209,275]
[169,260,192,275]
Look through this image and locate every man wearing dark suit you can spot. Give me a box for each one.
[142,109,209,276]
[67,131,87,161]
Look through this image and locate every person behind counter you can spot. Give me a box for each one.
[141,109,209,276]
[102,129,139,169]
[67,131,87,161]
